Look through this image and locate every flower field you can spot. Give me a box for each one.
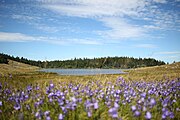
[0,75,179,120]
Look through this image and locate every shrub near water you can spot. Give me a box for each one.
[0,77,180,120]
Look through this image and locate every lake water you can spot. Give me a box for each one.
[40,69,126,75]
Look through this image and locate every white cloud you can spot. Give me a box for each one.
[44,0,147,18]
[32,23,59,33]
[98,17,146,39]
[143,25,162,30]
[3,0,179,42]
[153,51,180,63]
[42,0,179,40]
[155,51,180,55]
[133,44,157,48]
[0,32,101,45]
[12,14,40,21]
[12,14,59,33]
[153,0,167,3]
[43,0,150,39]
[0,32,35,42]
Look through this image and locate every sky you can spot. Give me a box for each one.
[0,0,180,63]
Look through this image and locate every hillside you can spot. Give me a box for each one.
[0,59,39,75]
[125,62,180,81]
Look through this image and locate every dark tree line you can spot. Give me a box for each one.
[0,53,165,69]
[0,53,44,67]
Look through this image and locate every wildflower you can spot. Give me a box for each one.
[169,112,174,118]
[131,105,136,111]
[87,111,92,117]
[145,111,152,119]
[27,85,32,91]
[134,111,141,117]
[58,114,63,120]
[109,107,118,118]
[25,95,29,99]
[141,92,146,98]
[94,102,98,109]
[143,106,147,111]
[49,83,54,89]
[114,102,119,108]
[49,98,53,103]
[14,104,21,110]
[48,92,54,98]
[71,97,76,102]
[58,99,64,106]
[35,111,41,119]
[46,116,51,120]
[162,114,166,119]
[44,111,50,116]
[0,101,2,106]
[150,98,156,106]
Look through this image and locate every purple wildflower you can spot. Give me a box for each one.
[150,98,156,106]
[145,111,152,119]
[114,102,119,108]
[44,111,50,116]
[87,111,92,117]
[35,111,41,119]
[27,85,32,92]
[46,116,51,120]
[58,114,63,120]
[14,104,21,110]
[143,106,147,111]
[131,105,136,111]
[58,99,64,106]
[109,107,118,118]
[134,111,141,117]
[169,112,174,118]
[49,83,54,89]
[162,114,166,119]
[141,92,146,98]
[94,102,98,109]
[0,101,2,106]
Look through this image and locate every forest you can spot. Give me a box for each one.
[0,53,165,69]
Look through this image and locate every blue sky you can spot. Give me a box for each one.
[0,0,180,63]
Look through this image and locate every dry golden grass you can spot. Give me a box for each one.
[0,61,179,87]
[0,60,39,76]
[124,62,180,81]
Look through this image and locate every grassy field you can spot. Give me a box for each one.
[0,60,39,75]
[0,61,179,120]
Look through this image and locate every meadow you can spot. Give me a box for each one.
[0,61,179,120]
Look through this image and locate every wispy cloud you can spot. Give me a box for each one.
[44,0,147,18]
[1,0,179,45]
[153,0,167,3]
[155,51,180,55]
[0,32,35,42]
[42,0,180,40]
[0,32,101,45]
[12,14,40,21]
[98,17,146,39]
[153,51,180,62]
[12,14,59,33]
[133,44,157,48]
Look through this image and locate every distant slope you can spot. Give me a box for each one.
[0,59,39,75]
[126,62,180,81]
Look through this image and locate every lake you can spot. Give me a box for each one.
[40,69,126,75]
